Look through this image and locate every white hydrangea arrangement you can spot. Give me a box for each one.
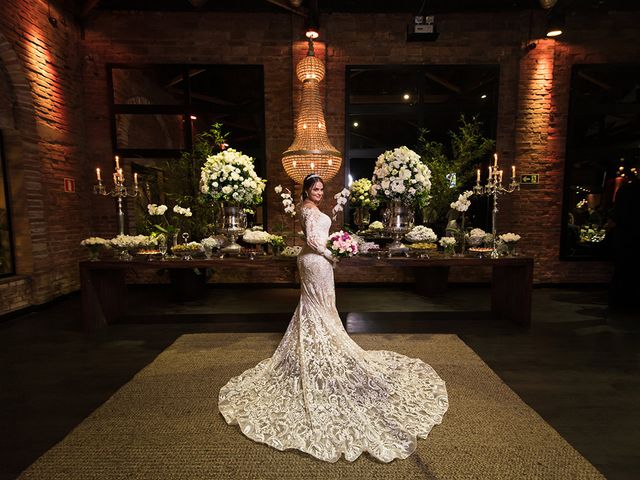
[80,237,110,247]
[469,228,486,238]
[200,148,266,205]
[369,221,384,231]
[450,190,473,212]
[439,237,457,248]
[406,225,437,243]
[332,188,351,219]
[274,185,296,217]
[110,234,157,250]
[370,146,432,204]
[242,229,272,244]
[201,237,221,249]
[499,232,521,244]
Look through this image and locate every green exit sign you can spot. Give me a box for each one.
[520,174,539,184]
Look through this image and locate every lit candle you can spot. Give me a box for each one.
[134,173,138,185]
[113,173,118,185]
[476,168,481,184]
[499,170,503,183]
[511,165,516,179]
[115,155,120,171]
[96,168,101,182]
[493,153,498,167]
[489,166,493,178]
[118,168,124,181]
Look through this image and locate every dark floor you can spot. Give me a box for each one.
[1,284,639,480]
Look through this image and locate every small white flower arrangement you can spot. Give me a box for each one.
[469,228,486,238]
[370,146,432,203]
[369,220,384,231]
[147,204,168,216]
[499,233,521,244]
[242,229,272,244]
[274,185,296,217]
[439,237,457,248]
[110,234,157,250]
[450,190,473,212]
[406,225,437,243]
[200,148,266,205]
[201,237,220,250]
[332,188,351,219]
[80,237,110,247]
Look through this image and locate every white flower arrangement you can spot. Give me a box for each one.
[349,178,379,209]
[201,237,220,249]
[499,232,521,244]
[110,234,157,250]
[200,148,266,205]
[331,188,351,219]
[242,229,272,244]
[450,190,474,212]
[439,237,457,247]
[80,237,111,247]
[469,228,486,238]
[369,221,384,231]
[274,184,296,217]
[370,146,432,203]
[406,225,437,243]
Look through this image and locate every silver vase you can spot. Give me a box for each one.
[221,203,247,254]
[384,199,414,253]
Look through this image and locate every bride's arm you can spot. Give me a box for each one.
[304,210,333,261]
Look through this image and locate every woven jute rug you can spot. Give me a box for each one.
[18,333,604,480]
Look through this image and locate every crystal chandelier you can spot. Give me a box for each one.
[282,35,342,184]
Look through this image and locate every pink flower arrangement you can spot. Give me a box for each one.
[327,231,359,257]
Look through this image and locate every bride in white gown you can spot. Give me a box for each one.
[218,173,448,463]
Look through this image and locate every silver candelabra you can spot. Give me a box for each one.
[93,156,139,235]
[472,154,520,258]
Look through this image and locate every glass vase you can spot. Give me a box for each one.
[353,206,371,232]
[221,203,246,254]
[384,199,414,253]
[506,242,518,256]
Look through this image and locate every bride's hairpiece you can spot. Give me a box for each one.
[305,173,321,181]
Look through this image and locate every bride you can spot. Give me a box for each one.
[218,173,448,463]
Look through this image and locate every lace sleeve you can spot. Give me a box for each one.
[303,209,332,259]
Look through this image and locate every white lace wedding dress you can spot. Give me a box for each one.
[218,206,448,463]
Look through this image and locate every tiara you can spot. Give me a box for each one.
[306,173,321,180]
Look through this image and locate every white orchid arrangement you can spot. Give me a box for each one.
[370,146,432,205]
[332,188,351,220]
[349,178,379,210]
[200,148,266,205]
[499,233,521,244]
[450,190,473,212]
[274,185,296,217]
[406,225,437,243]
[147,203,192,237]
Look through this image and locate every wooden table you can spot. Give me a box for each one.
[80,255,533,331]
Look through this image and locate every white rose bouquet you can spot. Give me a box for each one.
[370,146,432,204]
[200,148,266,205]
[242,229,272,244]
[439,236,457,255]
[80,237,111,260]
[498,232,521,244]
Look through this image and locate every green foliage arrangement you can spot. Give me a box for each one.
[417,115,495,226]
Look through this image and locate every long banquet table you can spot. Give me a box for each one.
[80,255,533,332]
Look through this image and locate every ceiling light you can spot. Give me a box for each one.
[353,121,359,127]
[403,94,410,100]
[481,94,487,99]
[546,11,565,37]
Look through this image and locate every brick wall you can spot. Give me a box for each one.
[3,6,639,315]
[0,0,89,315]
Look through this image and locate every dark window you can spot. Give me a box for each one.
[108,64,267,227]
[345,65,499,227]
[562,64,640,260]
[0,131,15,276]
